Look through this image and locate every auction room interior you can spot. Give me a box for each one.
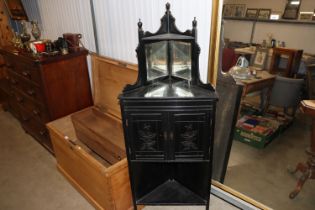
[0,0,315,210]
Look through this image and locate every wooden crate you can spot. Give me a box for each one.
[47,55,139,210]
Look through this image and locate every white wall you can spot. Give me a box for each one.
[22,0,213,82]
[223,0,315,54]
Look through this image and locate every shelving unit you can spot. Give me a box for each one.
[224,17,315,44]
[224,17,315,25]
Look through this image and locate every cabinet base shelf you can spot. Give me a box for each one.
[137,180,207,205]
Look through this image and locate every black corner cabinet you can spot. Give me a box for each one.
[119,3,218,209]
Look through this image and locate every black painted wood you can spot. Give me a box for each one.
[119,3,217,210]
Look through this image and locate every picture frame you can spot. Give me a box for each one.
[3,0,28,20]
[270,11,283,20]
[258,9,271,19]
[234,4,246,17]
[282,0,301,20]
[223,4,235,17]
[251,48,269,70]
[246,8,259,19]
[299,12,314,21]
[223,4,245,18]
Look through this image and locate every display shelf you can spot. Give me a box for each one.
[224,17,315,25]
[137,180,207,205]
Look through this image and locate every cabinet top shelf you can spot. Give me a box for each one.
[224,17,315,25]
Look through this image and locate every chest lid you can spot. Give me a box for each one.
[91,54,138,119]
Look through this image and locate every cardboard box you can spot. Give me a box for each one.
[234,115,281,148]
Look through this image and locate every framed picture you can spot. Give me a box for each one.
[223,4,245,18]
[270,11,283,20]
[283,0,301,19]
[246,8,259,19]
[3,0,28,20]
[258,9,271,19]
[299,12,314,21]
[223,4,235,17]
[251,48,268,70]
[234,4,246,17]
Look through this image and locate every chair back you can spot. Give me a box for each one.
[306,64,315,99]
[269,76,304,115]
[222,48,238,72]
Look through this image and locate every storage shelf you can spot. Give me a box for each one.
[137,180,207,205]
[224,17,315,25]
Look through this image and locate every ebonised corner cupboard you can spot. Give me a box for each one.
[119,3,218,210]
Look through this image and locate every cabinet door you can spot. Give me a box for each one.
[170,112,211,160]
[127,112,167,160]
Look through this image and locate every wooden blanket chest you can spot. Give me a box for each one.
[47,55,139,210]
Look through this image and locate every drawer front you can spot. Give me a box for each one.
[7,71,45,103]
[9,57,41,85]
[13,90,49,122]
[7,91,21,120]
[19,107,52,152]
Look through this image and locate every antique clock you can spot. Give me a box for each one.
[119,3,217,210]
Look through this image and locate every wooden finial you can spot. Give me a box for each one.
[166,3,170,11]
[138,19,142,29]
[193,17,197,27]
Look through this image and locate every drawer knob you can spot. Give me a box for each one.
[10,79,17,85]
[22,117,30,122]
[27,89,35,96]
[5,63,12,68]
[16,97,24,103]
[22,71,31,78]
[32,109,40,115]
[39,130,47,136]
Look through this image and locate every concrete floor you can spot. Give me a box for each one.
[0,108,314,210]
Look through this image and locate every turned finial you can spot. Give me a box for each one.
[166,3,170,11]
[193,17,197,28]
[138,19,142,29]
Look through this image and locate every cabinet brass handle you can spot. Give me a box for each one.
[22,117,30,122]
[22,71,31,78]
[10,79,17,85]
[170,132,174,140]
[163,131,167,140]
[16,97,24,103]
[32,109,40,115]
[39,130,47,136]
[27,89,35,96]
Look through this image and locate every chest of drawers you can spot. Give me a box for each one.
[0,47,93,153]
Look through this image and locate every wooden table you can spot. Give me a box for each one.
[289,100,315,199]
[236,70,276,113]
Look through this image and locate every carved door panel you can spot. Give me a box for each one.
[170,112,211,160]
[127,112,167,160]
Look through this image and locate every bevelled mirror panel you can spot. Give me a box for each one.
[145,41,168,81]
[171,41,192,81]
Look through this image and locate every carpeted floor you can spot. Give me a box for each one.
[0,108,314,210]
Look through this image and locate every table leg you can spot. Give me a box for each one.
[289,119,315,199]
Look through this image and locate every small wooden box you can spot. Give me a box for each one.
[47,55,138,210]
